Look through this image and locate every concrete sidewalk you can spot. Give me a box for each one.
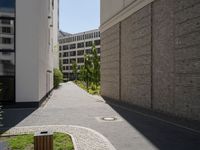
[2,82,200,150]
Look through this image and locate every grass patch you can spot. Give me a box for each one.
[54,132,74,150]
[0,132,74,150]
[8,134,34,150]
[75,80,100,95]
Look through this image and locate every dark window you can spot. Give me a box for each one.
[0,0,15,9]
[70,51,76,56]
[2,38,11,44]
[77,50,84,56]
[94,40,100,46]
[70,58,76,64]
[2,27,11,34]
[77,58,84,63]
[63,45,68,50]
[0,77,15,102]
[0,0,16,103]
[1,19,11,25]
[70,44,76,49]
[0,52,15,76]
[86,49,92,54]
[63,59,69,64]
[63,52,68,57]
[77,42,84,48]
[59,46,62,51]
[97,48,101,53]
[59,53,62,57]
[86,41,92,47]
[63,73,68,78]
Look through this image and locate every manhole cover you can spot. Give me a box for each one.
[101,117,117,121]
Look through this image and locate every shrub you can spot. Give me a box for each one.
[53,68,63,88]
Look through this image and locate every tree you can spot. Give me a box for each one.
[79,44,100,92]
[90,44,100,87]
[72,61,78,81]
[53,68,63,88]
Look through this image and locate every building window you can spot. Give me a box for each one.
[63,59,69,64]
[63,52,68,57]
[94,40,100,46]
[0,52,15,76]
[86,49,92,54]
[1,38,11,44]
[70,51,76,56]
[77,42,84,48]
[0,77,15,102]
[97,48,101,53]
[70,44,76,49]
[0,0,16,103]
[77,50,84,56]
[59,53,62,57]
[59,46,62,51]
[70,58,76,64]
[1,19,11,25]
[86,41,93,47]
[2,27,11,34]
[77,58,84,63]
[63,45,68,50]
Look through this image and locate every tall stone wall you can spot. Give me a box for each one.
[121,5,152,108]
[100,0,200,121]
[101,24,120,101]
[152,0,175,115]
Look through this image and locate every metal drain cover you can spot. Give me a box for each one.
[96,116,123,122]
[101,117,117,121]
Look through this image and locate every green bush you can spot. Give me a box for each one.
[53,68,63,88]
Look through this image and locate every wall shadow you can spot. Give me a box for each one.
[104,98,200,150]
[0,107,36,132]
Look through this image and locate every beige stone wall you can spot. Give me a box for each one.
[101,24,120,101]
[100,0,200,121]
[121,5,152,108]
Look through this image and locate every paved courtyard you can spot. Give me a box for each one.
[2,82,200,150]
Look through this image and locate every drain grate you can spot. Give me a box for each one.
[101,117,117,121]
[96,116,123,122]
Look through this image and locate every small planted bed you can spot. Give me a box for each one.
[0,132,74,150]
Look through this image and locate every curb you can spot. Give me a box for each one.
[0,125,116,150]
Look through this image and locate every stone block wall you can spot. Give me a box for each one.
[100,0,200,121]
[101,24,120,101]
[121,5,152,108]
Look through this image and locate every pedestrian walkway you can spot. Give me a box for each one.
[2,82,200,150]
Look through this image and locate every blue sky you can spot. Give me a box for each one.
[59,0,100,34]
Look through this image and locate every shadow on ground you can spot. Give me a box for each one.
[0,108,36,132]
[105,99,200,150]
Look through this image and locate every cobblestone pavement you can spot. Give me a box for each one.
[2,125,116,150]
[2,82,200,150]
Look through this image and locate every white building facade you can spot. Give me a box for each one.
[59,29,100,81]
[0,0,59,107]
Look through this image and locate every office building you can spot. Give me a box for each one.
[0,0,59,107]
[59,29,100,81]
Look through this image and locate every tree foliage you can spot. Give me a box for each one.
[78,44,100,91]
[72,61,78,81]
[53,68,63,88]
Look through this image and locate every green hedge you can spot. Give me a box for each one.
[53,68,63,88]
